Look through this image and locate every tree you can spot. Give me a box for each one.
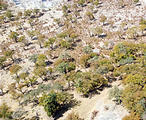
[9,31,19,42]
[75,72,107,96]
[39,92,59,117]
[39,91,73,117]
[0,103,13,119]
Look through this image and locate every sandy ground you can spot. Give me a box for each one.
[59,81,128,120]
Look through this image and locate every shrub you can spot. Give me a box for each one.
[35,54,47,67]
[75,72,107,95]
[65,112,84,120]
[126,27,138,39]
[60,40,71,49]
[83,46,92,54]
[39,91,73,117]
[9,64,22,76]
[122,84,145,116]
[109,86,122,104]
[0,56,6,68]
[18,35,25,42]
[95,58,114,74]
[56,61,76,74]
[0,0,8,10]
[24,10,32,17]
[123,74,145,88]
[86,11,94,20]
[9,31,19,42]
[80,53,98,68]
[133,0,139,3]
[5,10,13,20]
[33,66,47,80]
[78,0,85,6]
[100,15,107,25]
[110,42,138,65]
[122,112,140,120]
[62,5,68,13]
[0,103,13,119]
[93,0,99,5]
[44,37,56,50]
[29,54,38,63]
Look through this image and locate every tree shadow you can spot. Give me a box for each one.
[54,99,80,120]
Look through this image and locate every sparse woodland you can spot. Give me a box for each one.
[0,0,146,120]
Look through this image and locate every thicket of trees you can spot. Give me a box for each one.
[109,42,146,119]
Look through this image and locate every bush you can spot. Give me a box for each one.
[123,74,145,88]
[100,15,107,24]
[9,31,19,42]
[56,61,76,74]
[35,54,47,67]
[122,112,140,120]
[110,42,139,65]
[0,103,13,119]
[95,58,114,74]
[33,66,47,80]
[78,0,85,6]
[109,86,122,104]
[74,72,107,95]
[39,91,73,117]
[0,56,6,68]
[122,84,145,116]
[24,10,32,17]
[86,11,94,20]
[5,10,13,20]
[83,46,92,54]
[133,0,139,3]
[0,0,8,10]
[9,64,22,76]
[80,53,98,68]
[60,40,71,49]
[65,112,84,120]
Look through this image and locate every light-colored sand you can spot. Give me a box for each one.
[59,81,128,120]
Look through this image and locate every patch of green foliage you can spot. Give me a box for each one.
[39,91,73,117]
[73,72,107,96]
[0,103,13,119]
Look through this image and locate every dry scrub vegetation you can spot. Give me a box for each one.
[0,0,146,120]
